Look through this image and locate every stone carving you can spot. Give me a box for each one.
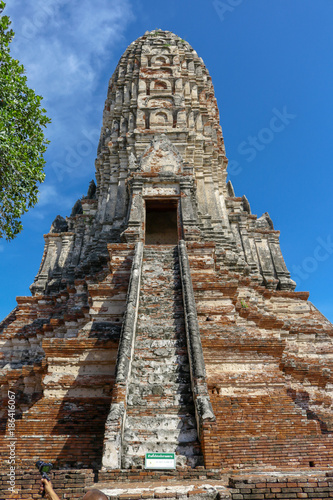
[70,198,83,216]
[86,179,96,199]
[256,211,274,229]
[128,152,138,171]
[226,180,235,197]
[140,134,183,174]
[50,215,68,233]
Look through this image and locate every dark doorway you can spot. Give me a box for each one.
[145,199,178,245]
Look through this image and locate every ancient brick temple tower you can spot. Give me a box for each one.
[1,29,333,484]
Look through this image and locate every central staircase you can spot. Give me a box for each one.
[121,245,203,468]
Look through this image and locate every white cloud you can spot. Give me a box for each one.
[4,0,135,186]
[7,0,134,98]
[36,183,76,210]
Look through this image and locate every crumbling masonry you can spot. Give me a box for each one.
[1,29,333,497]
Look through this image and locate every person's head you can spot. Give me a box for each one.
[82,489,108,500]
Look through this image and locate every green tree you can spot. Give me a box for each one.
[0,1,50,240]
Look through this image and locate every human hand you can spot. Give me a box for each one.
[39,478,61,500]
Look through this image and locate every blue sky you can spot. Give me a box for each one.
[1,0,333,322]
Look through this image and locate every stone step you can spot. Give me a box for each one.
[129,369,191,384]
[123,441,202,458]
[139,302,182,307]
[132,339,187,348]
[134,337,186,344]
[143,247,178,255]
[133,341,187,349]
[125,414,197,431]
[132,347,188,356]
[122,246,203,469]
[140,291,183,302]
[139,297,183,305]
[138,307,183,313]
[143,247,177,253]
[126,405,197,417]
[133,344,188,355]
[135,334,185,342]
[139,297,181,302]
[136,321,185,329]
[127,382,193,396]
[141,271,180,275]
[135,328,186,336]
[140,276,180,282]
[139,289,181,295]
[140,277,179,283]
[137,310,184,317]
[127,392,194,408]
[141,267,179,273]
[123,427,198,444]
[136,325,186,335]
[136,320,185,327]
[141,277,179,282]
[148,372,191,385]
[124,427,197,441]
[128,376,191,386]
[132,354,189,364]
[139,295,182,300]
[132,354,189,368]
[137,310,184,318]
[141,261,179,265]
[130,356,190,370]
[140,288,181,293]
[141,274,180,279]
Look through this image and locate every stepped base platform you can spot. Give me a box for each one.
[2,468,333,499]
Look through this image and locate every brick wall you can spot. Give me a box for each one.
[187,242,333,470]
[228,473,333,499]
[2,470,333,500]
[0,469,94,500]
[0,468,221,499]
[0,244,134,470]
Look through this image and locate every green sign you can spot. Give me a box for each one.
[145,452,176,469]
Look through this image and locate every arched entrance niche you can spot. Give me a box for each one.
[122,135,201,244]
[144,198,180,245]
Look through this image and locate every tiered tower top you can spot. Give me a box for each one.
[31,30,296,294]
[96,29,228,202]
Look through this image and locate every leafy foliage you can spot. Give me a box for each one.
[0,1,50,239]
